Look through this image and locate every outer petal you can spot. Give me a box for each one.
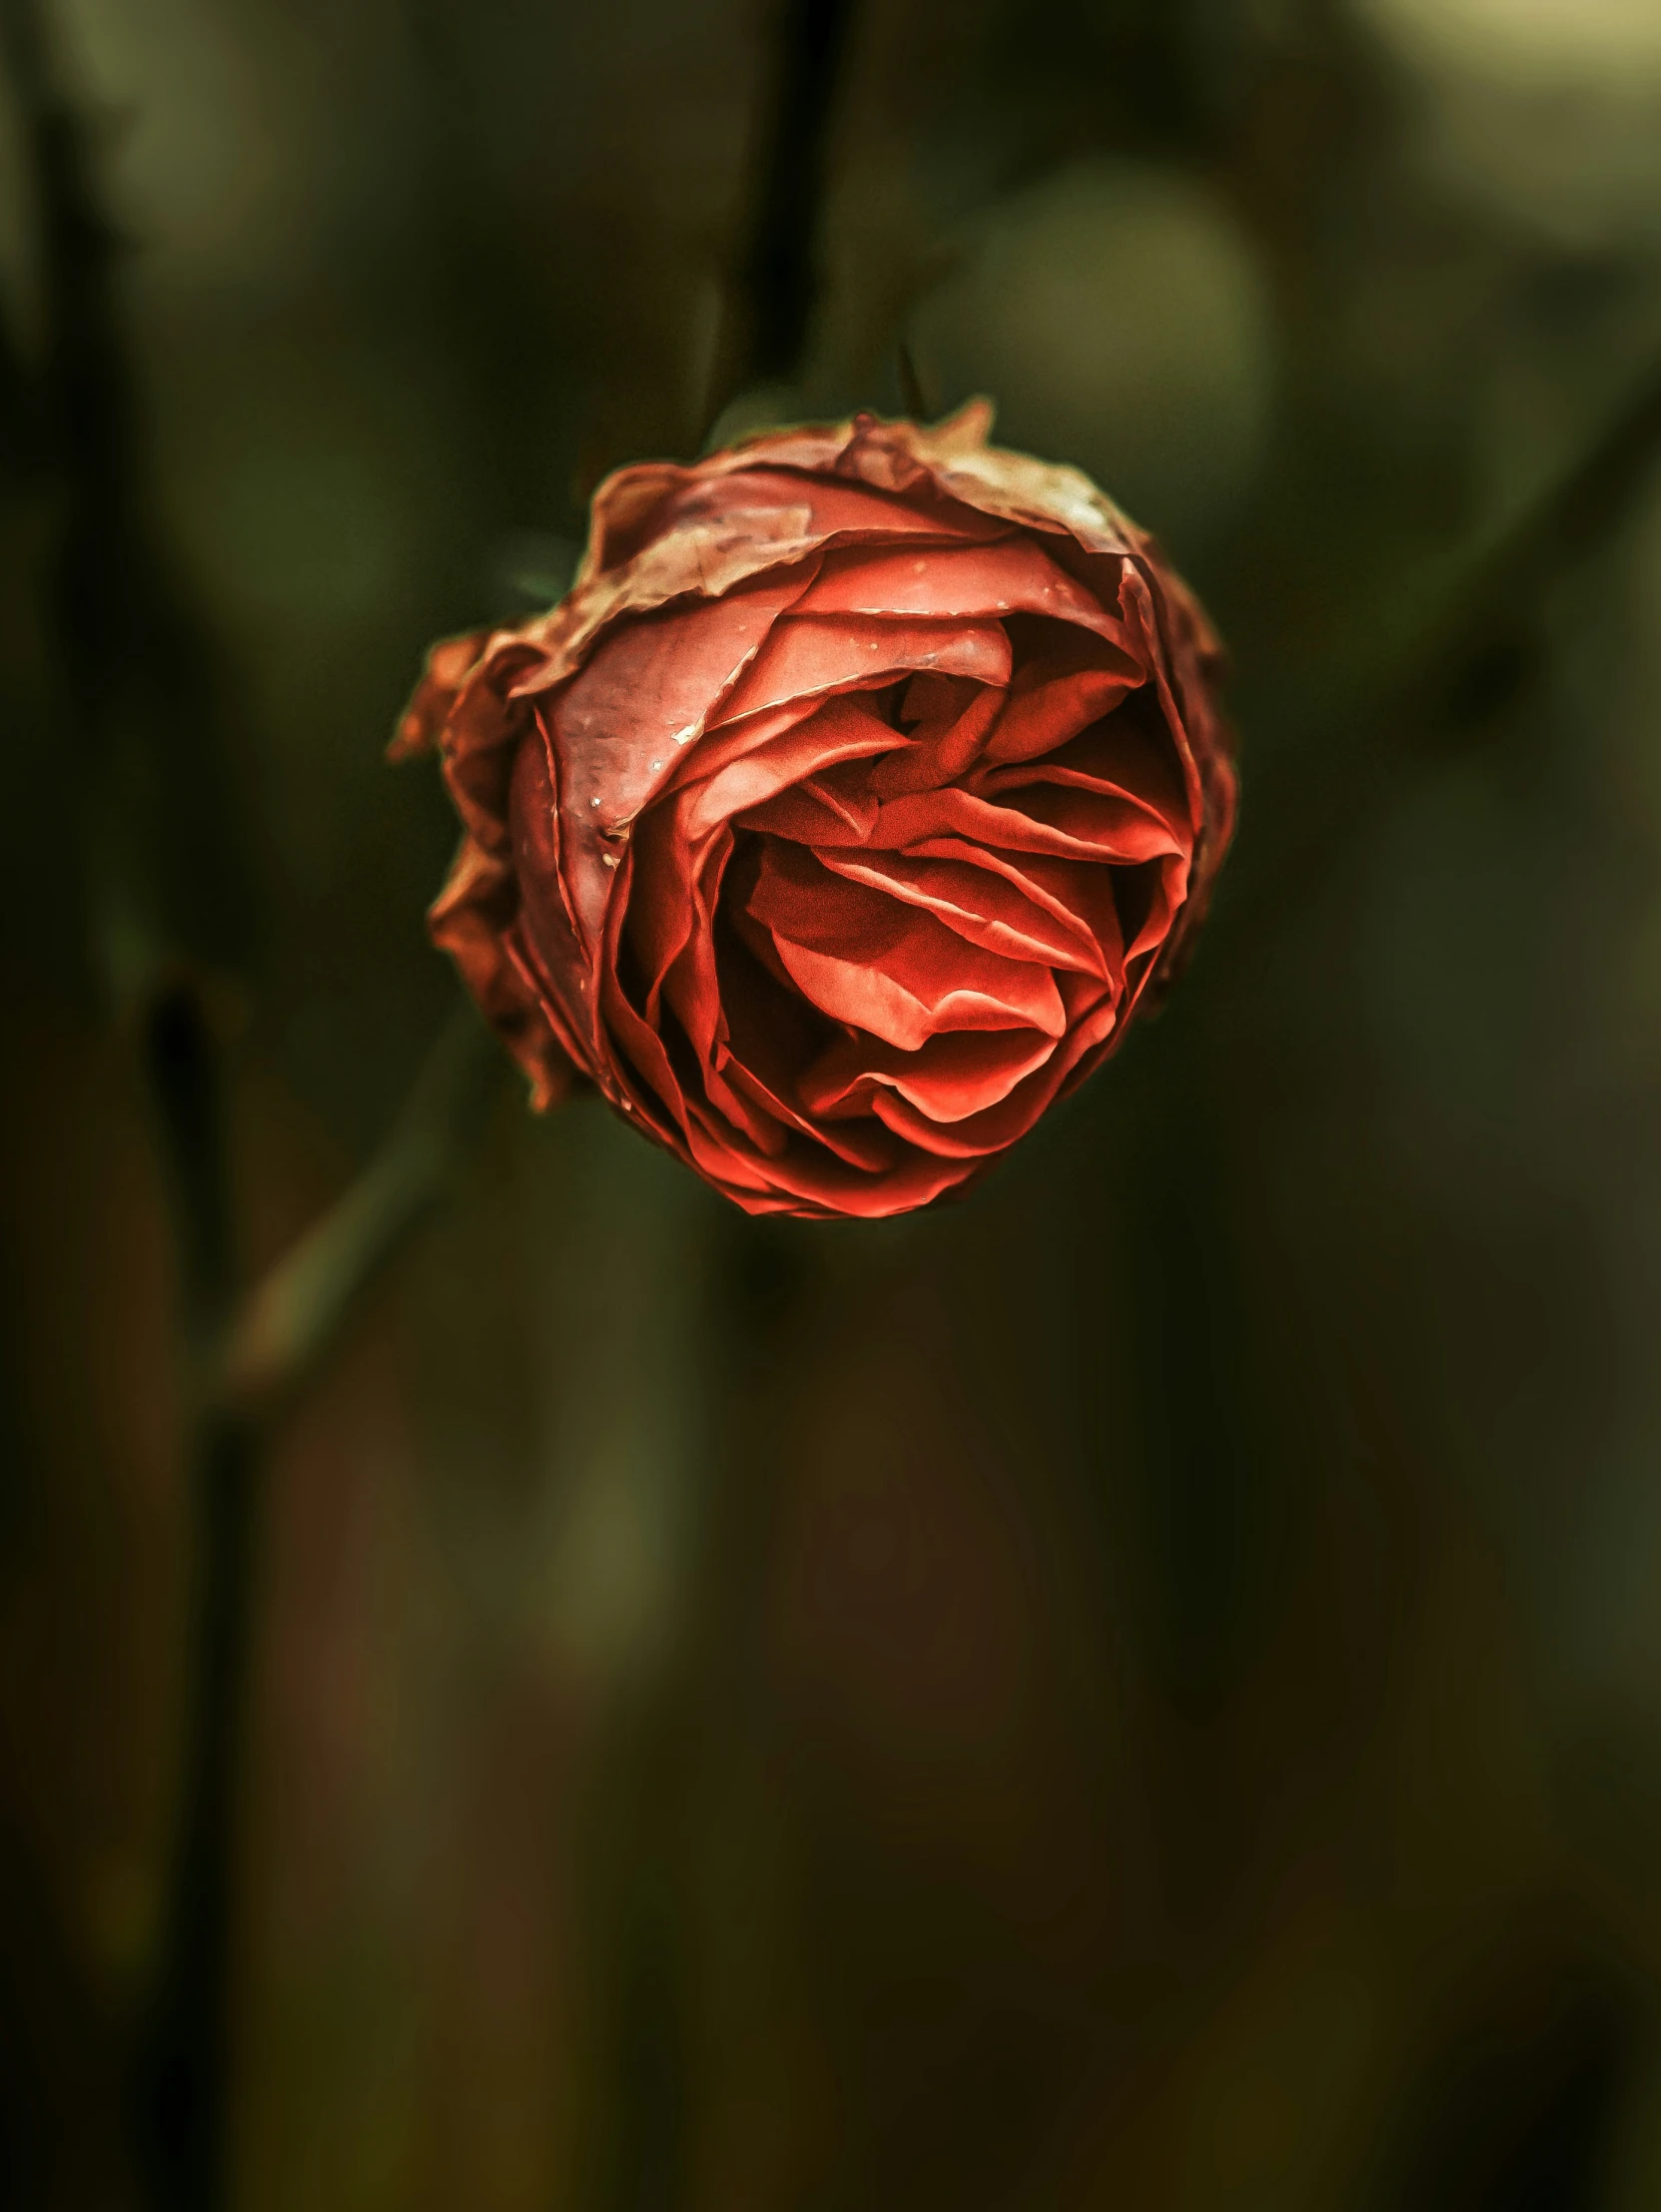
[390,628,491,760]
[428,838,580,1110]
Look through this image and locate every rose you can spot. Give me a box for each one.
[394,404,1237,1219]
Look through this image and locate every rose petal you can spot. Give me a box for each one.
[891,840,1128,981]
[553,567,815,835]
[996,782,1189,865]
[716,613,1011,725]
[426,836,580,1109]
[801,1025,1062,1123]
[866,981,1122,1158]
[811,848,1109,978]
[981,663,1145,767]
[792,537,1117,631]
[737,767,883,848]
[866,682,1005,798]
[678,693,899,840]
[652,465,1011,552]
[745,843,1067,1048]
[864,784,1174,867]
[390,627,490,760]
[713,1138,977,1220]
[713,936,901,1173]
[980,713,1191,826]
[508,734,600,1070]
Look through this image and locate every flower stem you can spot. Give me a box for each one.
[702,0,859,436]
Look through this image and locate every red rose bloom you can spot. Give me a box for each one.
[395,404,1236,1219]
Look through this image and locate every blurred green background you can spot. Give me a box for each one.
[5,1,1661,2207]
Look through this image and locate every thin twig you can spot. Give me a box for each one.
[1209,355,1661,979]
[218,1001,504,1417]
[895,336,932,422]
[129,1004,513,2206]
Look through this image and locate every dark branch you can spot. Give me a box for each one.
[133,1410,253,2212]
[0,0,255,986]
[219,1001,504,1417]
[133,989,242,2212]
[702,0,858,434]
[0,7,261,2209]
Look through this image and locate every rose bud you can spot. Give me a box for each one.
[393,404,1237,1220]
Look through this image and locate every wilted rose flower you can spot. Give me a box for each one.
[394,405,1236,1219]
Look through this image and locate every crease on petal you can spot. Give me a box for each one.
[718,612,1012,724]
[802,1025,1062,1124]
[746,844,1067,1048]
[792,537,1114,631]
[680,693,900,840]
[812,848,1108,978]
